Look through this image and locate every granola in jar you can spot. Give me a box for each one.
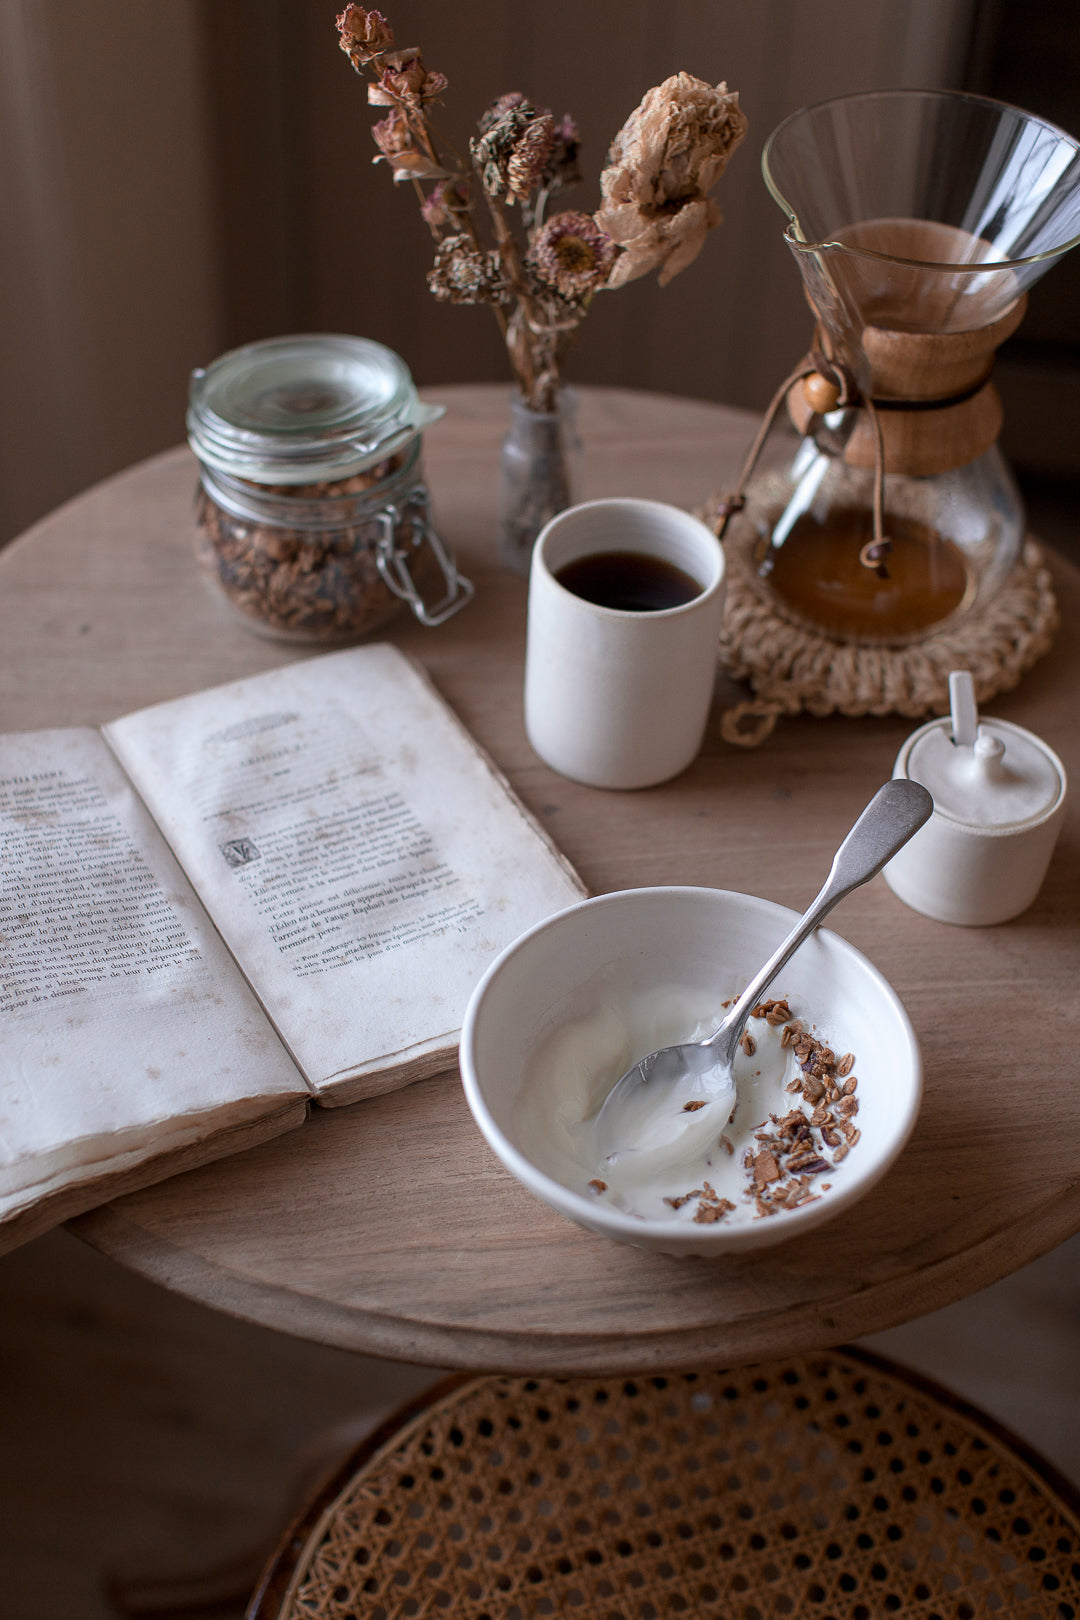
[188,334,472,642]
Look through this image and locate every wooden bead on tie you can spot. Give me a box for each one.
[803,371,841,414]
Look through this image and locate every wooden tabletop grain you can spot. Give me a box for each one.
[5,385,1077,1374]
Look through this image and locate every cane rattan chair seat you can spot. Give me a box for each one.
[249,1347,1080,1620]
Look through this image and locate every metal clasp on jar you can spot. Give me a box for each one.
[374,488,474,627]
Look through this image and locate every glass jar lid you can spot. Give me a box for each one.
[187,334,445,484]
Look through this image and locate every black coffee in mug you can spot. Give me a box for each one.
[554,550,702,612]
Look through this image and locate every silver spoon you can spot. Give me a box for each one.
[594,779,933,1161]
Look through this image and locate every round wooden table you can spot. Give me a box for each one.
[3,386,1077,1373]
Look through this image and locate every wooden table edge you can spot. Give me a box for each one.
[68,1176,1080,1373]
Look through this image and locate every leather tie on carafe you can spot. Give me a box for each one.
[711,343,892,579]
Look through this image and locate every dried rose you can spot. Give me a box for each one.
[421,178,469,231]
[368,50,448,108]
[470,98,554,201]
[371,109,448,181]
[336,4,394,66]
[595,72,747,286]
[371,107,412,157]
[427,234,512,305]
[528,211,619,300]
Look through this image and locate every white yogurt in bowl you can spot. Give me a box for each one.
[459,886,922,1256]
[519,994,838,1224]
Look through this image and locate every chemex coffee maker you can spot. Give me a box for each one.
[734,89,1080,646]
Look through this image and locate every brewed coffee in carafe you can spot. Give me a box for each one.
[743,90,1080,644]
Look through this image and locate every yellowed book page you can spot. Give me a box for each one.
[0,728,307,1231]
[103,646,586,1101]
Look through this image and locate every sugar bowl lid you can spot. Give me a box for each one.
[901,672,1065,830]
[187,334,445,484]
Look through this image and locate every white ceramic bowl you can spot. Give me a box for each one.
[459,886,921,1255]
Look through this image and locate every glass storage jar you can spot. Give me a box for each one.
[187,334,472,642]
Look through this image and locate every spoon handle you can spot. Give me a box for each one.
[706,780,933,1060]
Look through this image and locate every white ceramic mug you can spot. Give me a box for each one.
[524,498,726,790]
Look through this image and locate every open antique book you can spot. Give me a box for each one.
[0,644,585,1254]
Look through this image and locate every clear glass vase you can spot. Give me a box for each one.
[743,89,1080,644]
[499,389,581,575]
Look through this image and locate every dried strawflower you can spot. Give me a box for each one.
[477,92,530,135]
[470,99,555,202]
[427,234,512,305]
[542,114,582,193]
[506,113,557,201]
[595,72,748,286]
[529,211,619,301]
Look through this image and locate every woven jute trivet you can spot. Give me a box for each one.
[699,499,1059,748]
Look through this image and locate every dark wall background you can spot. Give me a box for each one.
[966,0,1080,482]
[1,0,1076,545]
[197,0,978,413]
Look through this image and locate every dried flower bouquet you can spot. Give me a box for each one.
[335,6,747,413]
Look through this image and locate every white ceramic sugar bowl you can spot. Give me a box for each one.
[884,672,1067,926]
